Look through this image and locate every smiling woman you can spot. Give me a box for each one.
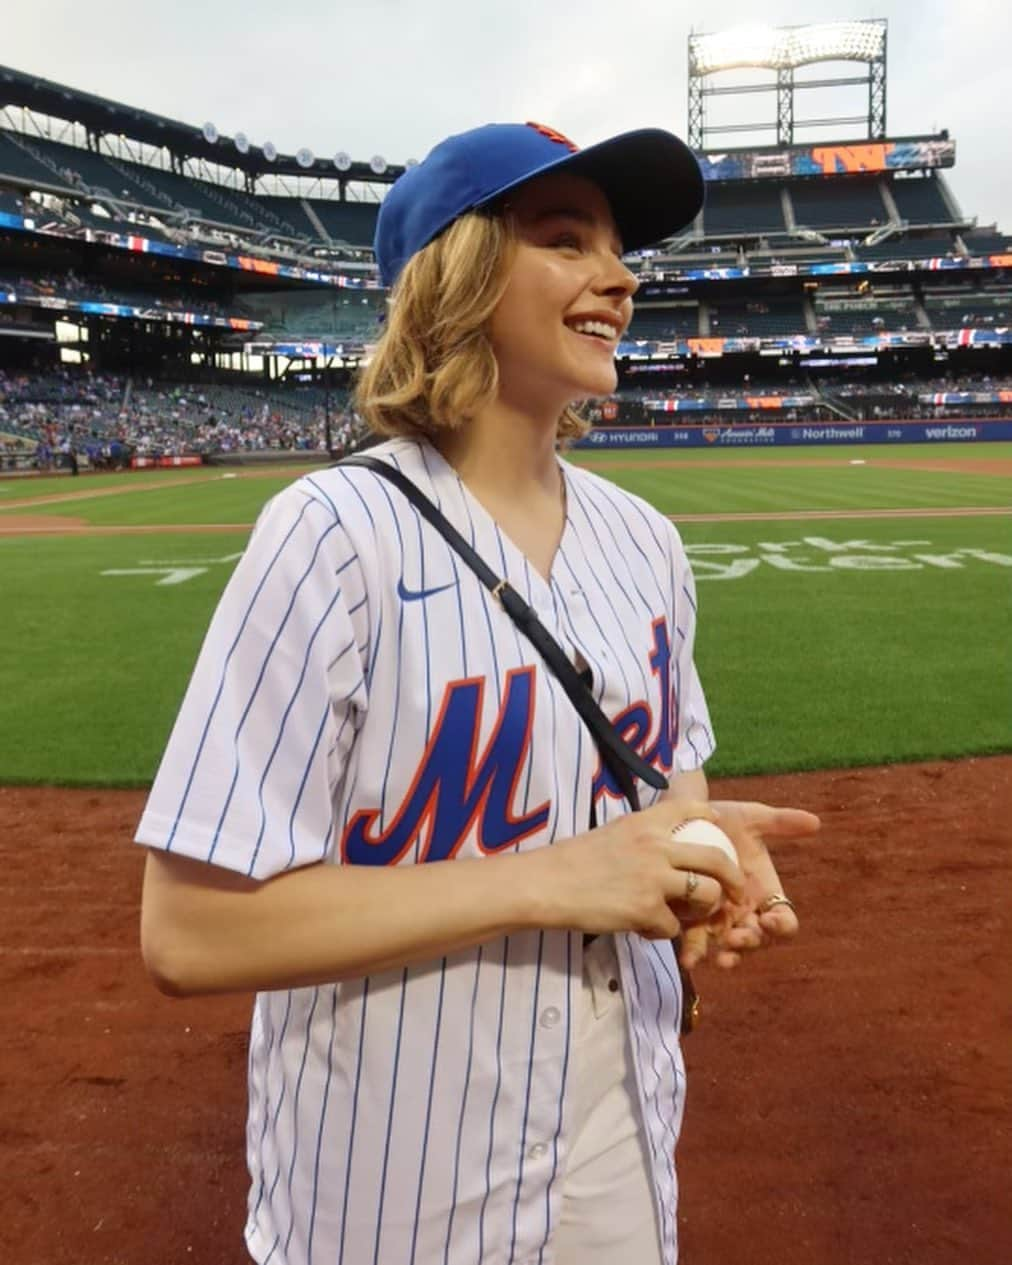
[134,119,819,1265]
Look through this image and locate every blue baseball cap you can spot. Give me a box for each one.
[374,121,704,289]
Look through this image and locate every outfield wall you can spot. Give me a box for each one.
[575,419,1012,450]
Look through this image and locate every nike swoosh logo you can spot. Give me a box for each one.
[397,577,459,603]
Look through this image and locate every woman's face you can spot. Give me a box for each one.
[487,171,638,416]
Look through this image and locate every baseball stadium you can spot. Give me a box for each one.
[1,16,1008,1265]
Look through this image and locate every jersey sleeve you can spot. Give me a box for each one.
[666,521,716,771]
[134,482,369,880]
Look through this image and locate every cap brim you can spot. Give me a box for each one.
[475,128,704,251]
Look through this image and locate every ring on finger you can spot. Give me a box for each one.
[684,870,700,898]
[758,892,796,915]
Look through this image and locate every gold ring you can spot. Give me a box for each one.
[684,870,700,898]
[758,892,796,915]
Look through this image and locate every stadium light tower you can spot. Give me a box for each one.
[688,19,887,150]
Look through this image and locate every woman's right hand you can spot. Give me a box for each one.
[532,800,745,940]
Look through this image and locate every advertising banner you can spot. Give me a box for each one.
[697,137,955,182]
[131,455,203,468]
[575,420,1012,449]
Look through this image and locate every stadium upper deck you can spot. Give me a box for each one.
[0,60,1009,368]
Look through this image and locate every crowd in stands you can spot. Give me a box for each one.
[0,368,364,468]
[3,268,235,323]
[2,365,1010,472]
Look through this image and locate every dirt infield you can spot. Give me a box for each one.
[2,756,1009,1264]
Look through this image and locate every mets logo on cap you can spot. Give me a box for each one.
[525,122,579,152]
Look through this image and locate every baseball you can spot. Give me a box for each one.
[671,818,738,917]
[671,817,738,864]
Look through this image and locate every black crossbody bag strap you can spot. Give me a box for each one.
[340,455,668,809]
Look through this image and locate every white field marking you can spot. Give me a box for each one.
[136,551,244,565]
[101,566,207,586]
[669,507,1011,523]
[849,459,866,465]
[685,538,1012,581]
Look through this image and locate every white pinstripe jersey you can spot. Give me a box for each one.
[136,436,715,1265]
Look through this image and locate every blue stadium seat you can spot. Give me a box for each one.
[702,183,786,235]
[307,200,379,246]
[789,178,887,230]
[889,176,954,225]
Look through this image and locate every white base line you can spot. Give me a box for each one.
[670,506,1012,523]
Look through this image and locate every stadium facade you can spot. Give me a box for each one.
[0,21,1009,465]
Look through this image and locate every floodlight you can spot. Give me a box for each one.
[789,22,886,66]
[201,121,219,144]
[333,151,353,172]
[296,147,315,169]
[369,155,388,175]
[234,132,250,155]
[689,18,886,73]
[262,141,277,162]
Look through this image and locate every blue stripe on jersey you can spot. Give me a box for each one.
[554,508,642,702]
[641,945,683,1182]
[284,701,337,870]
[306,986,339,1264]
[604,474,670,562]
[419,445,471,677]
[250,991,293,1223]
[362,475,409,833]
[443,946,484,1265]
[508,930,545,1262]
[326,472,388,869]
[681,579,698,614]
[477,938,511,1261]
[302,475,341,521]
[282,987,322,1257]
[547,571,608,711]
[246,583,349,875]
[389,451,437,741]
[205,522,342,863]
[372,967,410,1265]
[536,930,574,1265]
[622,946,674,1256]
[333,470,384,692]
[493,529,537,822]
[459,491,503,700]
[164,496,317,853]
[337,977,370,1265]
[569,478,661,625]
[409,958,448,1265]
[511,565,569,1259]
[586,476,670,608]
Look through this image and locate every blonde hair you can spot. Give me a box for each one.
[355,210,588,442]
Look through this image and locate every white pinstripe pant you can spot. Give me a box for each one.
[552,935,666,1265]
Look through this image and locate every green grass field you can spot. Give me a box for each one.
[1,444,1009,784]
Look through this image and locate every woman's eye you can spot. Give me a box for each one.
[550,233,583,251]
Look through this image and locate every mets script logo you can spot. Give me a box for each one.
[341,621,675,866]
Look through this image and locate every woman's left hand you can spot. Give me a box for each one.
[679,800,820,969]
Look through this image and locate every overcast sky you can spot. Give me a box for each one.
[3,0,1009,232]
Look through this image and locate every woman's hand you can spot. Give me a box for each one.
[679,800,820,969]
[534,798,746,940]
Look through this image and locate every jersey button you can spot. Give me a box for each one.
[527,1142,549,1160]
[608,978,620,993]
[539,1006,561,1028]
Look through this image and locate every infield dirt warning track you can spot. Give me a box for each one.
[0,451,1010,534]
